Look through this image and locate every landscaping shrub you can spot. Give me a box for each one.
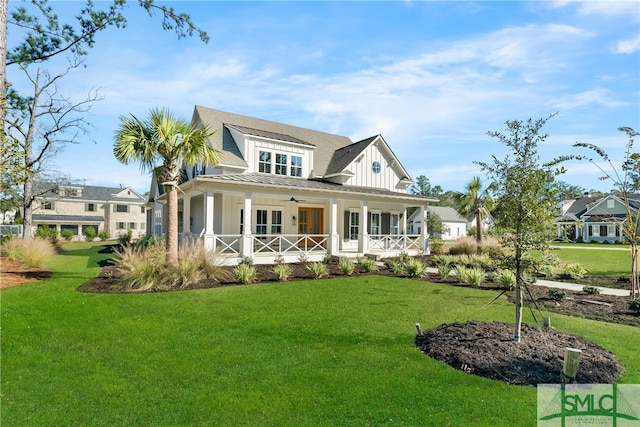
[34,225,58,242]
[629,298,640,315]
[455,266,485,285]
[83,226,97,242]
[358,257,379,273]
[582,285,600,295]
[98,230,110,241]
[234,263,257,285]
[478,236,505,258]
[338,258,356,276]
[61,229,74,242]
[238,256,254,266]
[272,263,292,282]
[495,269,516,290]
[1,238,55,268]
[167,251,205,290]
[560,263,588,280]
[429,238,444,255]
[385,259,405,275]
[404,258,426,277]
[118,229,133,246]
[307,261,329,279]
[114,245,166,291]
[437,265,451,280]
[447,237,477,255]
[547,289,567,302]
[431,255,456,268]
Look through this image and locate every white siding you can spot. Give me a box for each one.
[343,143,405,192]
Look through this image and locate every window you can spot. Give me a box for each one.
[271,211,282,234]
[193,163,205,177]
[86,203,96,212]
[275,153,287,175]
[114,204,129,213]
[370,212,381,236]
[372,161,381,174]
[259,151,271,173]
[349,211,360,240]
[390,214,399,235]
[256,209,268,235]
[141,207,145,214]
[607,199,615,209]
[129,222,136,230]
[117,222,126,230]
[240,209,244,234]
[43,201,54,210]
[140,222,145,230]
[291,156,302,177]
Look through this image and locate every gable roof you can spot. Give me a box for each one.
[193,106,353,176]
[427,206,467,223]
[35,183,145,203]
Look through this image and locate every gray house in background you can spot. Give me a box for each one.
[556,194,639,243]
[32,184,147,240]
[408,206,467,240]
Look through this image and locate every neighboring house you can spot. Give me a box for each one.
[556,194,640,243]
[407,206,467,240]
[32,184,146,240]
[148,106,437,264]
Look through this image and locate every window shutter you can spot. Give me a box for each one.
[381,213,390,234]
[343,211,349,237]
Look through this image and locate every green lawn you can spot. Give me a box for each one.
[547,244,632,275]
[1,243,637,426]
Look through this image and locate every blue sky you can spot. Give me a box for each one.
[7,1,640,195]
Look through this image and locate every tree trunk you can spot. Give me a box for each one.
[632,244,639,300]
[475,210,482,244]
[514,246,523,342]
[22,176,33,240]
[165,183,178,265]
[0,0,7,131]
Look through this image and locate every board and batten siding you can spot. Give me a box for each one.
[343,144,405,192]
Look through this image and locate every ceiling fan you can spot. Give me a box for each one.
[281,196,306,203]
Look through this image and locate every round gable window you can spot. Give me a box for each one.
[372,161,381,174]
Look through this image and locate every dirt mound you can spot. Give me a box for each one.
[415,321,624,386]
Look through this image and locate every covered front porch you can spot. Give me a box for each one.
[168,175,435,265]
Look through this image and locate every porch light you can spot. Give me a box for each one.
[292,215,297,226]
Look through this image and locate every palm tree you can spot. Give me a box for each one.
[114,108,222,264]
[455,177,494,244]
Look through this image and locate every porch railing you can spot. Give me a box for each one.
[253,234,328,256]
[368,234,421,251]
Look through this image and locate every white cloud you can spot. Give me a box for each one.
[552,88,629,110]
[615,35,640,54]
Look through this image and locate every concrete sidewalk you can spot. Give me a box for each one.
[534,279,630,297]
[426,268,631,297]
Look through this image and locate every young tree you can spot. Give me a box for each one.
[409,175,443,198]
[454,176,494,244]
[114,108,222,264]
[5,60,100,239]
[477,114,560,342]
[557,127,640,299]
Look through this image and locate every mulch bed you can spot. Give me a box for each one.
[415,320,624,386]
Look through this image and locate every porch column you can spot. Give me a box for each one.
[401,208,407,234]
[328,198,339,255]
[183,194,191,234]
[203,190,215,251]
[419,205,429,253]
[358,201,369,253]
[240,193,253,258]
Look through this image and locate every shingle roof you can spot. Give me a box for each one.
[32,214,105,222]
[225,124,314,147]
[193,173,435,202]
[34,183,145,203]
[325,136,375,176]
[427,206,466,223]
[193,106,353,175]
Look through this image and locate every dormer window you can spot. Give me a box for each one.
[258,150,303,177]
[259,151,271,173]
[275,154,287,175]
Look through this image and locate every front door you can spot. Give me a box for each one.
[298,207,324,248]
